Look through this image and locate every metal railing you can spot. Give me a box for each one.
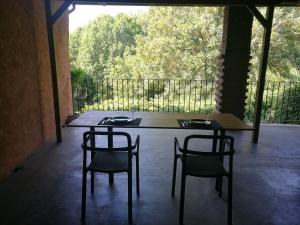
[246,81,300,123]
[72,78,300,124]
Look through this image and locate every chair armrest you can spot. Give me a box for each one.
[132,135,140,152]
[82,133,93,150]
[174,137,183,154]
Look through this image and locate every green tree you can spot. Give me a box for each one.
[122,7,224,80]
[250,7,300,81]
[70,14,142,79]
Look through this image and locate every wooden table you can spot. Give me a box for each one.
[68,110,253,131]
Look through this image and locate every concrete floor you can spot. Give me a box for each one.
[0,125,299,225]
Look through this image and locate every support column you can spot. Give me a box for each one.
[45,0,62,143]
[216,6,253,120]
[252,6,274,143]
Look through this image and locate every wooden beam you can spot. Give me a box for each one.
[247,5,267,27]
[71,0,299,6]
[252,5,274,143]
[50,0,73,24]
[45,0,63,143]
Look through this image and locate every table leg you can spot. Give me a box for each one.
[90,127,95,194]
[215,130,226,195]
[212,130,218,152]
[108,127,114,184]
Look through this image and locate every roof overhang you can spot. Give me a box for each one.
[69,0,300,7]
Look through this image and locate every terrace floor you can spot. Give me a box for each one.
[0,124,299,225]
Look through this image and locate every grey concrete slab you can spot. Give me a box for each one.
[0,125,299,225]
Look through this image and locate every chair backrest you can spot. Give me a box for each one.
[82,131,133,153]
[182,134,235,157]
[180,134,235,176]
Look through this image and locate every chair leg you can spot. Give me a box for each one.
[128,171,133,224]
[228,176,233,225]
[218,176,223,198]
[171,154,178,197]
[136,153,140,195]
[179,174,186,225]
[91,171,94,194]
[215,176,219,192]
[109,173,114,184]
[81,170,87,220]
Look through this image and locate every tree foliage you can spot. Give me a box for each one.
[127,7,223,80]
[71,14,142,79]
[70,7,299,82]
[250,7,300,81]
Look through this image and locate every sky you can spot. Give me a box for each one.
[69,5,149,32]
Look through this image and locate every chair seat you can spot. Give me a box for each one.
[181,155,228,177]
[89,151,128,173]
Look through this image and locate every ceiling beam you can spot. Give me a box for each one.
[50,0,72,24]
[247,5,267,27]
[70,0,299,7]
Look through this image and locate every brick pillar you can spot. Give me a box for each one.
[216,6,253,120]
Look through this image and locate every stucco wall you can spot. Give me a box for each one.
[0,0,72,180]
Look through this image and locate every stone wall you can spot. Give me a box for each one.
[0,0,72,180]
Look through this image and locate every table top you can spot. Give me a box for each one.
[67,110,253,131]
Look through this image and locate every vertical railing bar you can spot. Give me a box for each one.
[81,78,84,112]
[289,83,295,122]
[269,81,275,122]
[142,79,145,111]
[147,79,150,112]
[158,79,160,112]
[194,80,197,113]
[274,81,280,122]
[137,79,139,111]
[295,83,299,120]
[162,79,165,112]
[101,78,104,110]
[280,82,286,123]
[178,80,181,112]
[183,80,186,112]
[82,78,84,112]
[205,80,208,108]
[138,80,140,111]
[85,78,88,112]
[76,79,79,112]
[199,80,203,113]
[83,78,85,111]
[111,79,114,110]
[173,80,175,112]
[122,79,124,110]
[168,80,170,112]
[96,80,99,111]
[117,79,119,111]
[127,79,129,110]
[188,80,192,112]
[152,80,155,112]
[263,81,269,121]
[285,82,292,122]
[106,78,109,110]
[209,80,213,113]
[132,79,134,110]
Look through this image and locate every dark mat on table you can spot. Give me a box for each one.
[98,117,142,126]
